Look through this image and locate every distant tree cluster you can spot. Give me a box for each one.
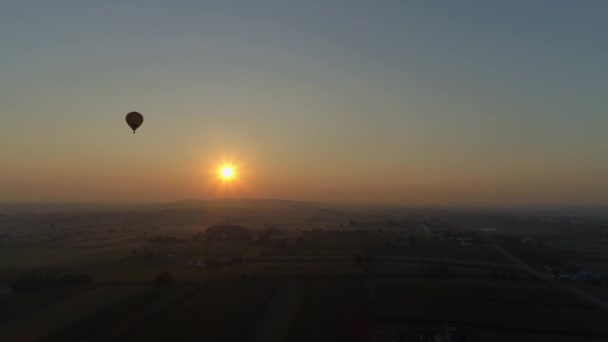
[11,273,92,293]
[193,225,252,243]
[255,226,282,244]
[149,235,186,244]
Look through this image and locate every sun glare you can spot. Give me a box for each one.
[219,165,235,180]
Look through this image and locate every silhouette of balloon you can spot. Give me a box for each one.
[125,112,144,133]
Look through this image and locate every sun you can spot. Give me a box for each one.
[219,165,235,180]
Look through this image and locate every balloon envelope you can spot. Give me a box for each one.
[126,112,144,133]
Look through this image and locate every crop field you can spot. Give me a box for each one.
[0,245,134,268]
[0,202,607,341]
[87,255,251,282]
[287,231,385,253]
[372,297,608,336]
[366,262,515,278]
[572,283,608,302]
[366,262,424,276]
[289,278,370,342]
[46,285,187,341]
[374,243,512,263]
[132,278,281,341]
[0,266,68,283]
[545,238,608,258]
[466,328,606,342]
[369,277,608,337]
[147,241,255,256]
[0,285,143,341]
[369,278,593,309]
[0,284,98,323]
[253,262,363,277]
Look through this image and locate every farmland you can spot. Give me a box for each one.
[0,200,607,341]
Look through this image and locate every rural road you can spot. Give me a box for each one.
[493,244,608,311]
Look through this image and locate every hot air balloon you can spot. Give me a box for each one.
[125,112,144,133]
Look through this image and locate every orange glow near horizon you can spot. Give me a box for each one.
[205,160,249,199]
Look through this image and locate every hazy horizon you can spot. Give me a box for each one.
[2,1,607,206]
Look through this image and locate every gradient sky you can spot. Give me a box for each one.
[1,1,607,205]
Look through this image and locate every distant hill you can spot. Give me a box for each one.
[161,198,328,210]
[0,202,149,213]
